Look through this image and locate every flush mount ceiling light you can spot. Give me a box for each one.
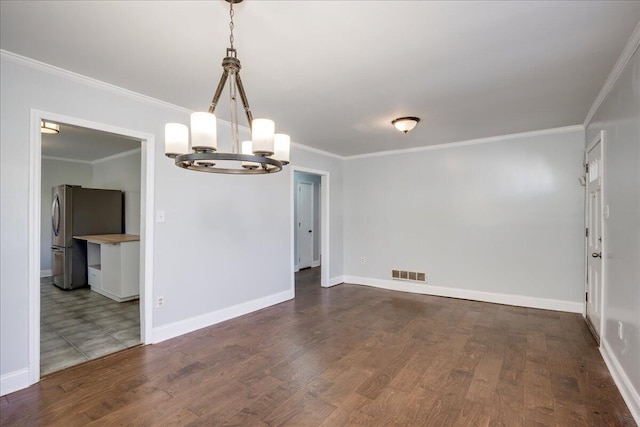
[41,121,60,134]
[392,117,420,134]
[164,0,290,174]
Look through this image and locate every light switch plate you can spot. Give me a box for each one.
[156,211,166,223]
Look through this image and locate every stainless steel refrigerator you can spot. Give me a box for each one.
[51,185,123,290]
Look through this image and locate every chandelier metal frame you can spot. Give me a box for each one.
[165,0,288,174]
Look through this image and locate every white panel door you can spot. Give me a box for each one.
[586,137,603,340]
[297,181,314,269]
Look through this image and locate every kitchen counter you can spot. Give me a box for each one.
[74,234,140,302]
[74,234,140,244]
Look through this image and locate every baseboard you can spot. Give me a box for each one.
[151,289,294,344]
[294,264,299,273]
[311,260,321,268]
[40,269,52,278]
[1,368,30,396]
[601,339,640,423]
[90,286,138,303]
[328,276,344,287]
[342,276,583,313]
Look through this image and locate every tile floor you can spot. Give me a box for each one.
[40,277,141,376]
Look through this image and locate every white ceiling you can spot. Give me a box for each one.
[42,124,140,162]
[2,1,639,156]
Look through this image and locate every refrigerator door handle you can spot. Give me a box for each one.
[52,194,60,237]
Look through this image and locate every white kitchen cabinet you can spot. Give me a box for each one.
[100,241,140,301]
[75,234,140,302]
[88,265,101,287]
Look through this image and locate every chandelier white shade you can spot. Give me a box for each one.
[164,123,188,156]
[241,140,260,169]
[190,112,217,151]
[251,118,275,155]
[274,133,291,165]
[164,0,290,175]
[392,116,420,134]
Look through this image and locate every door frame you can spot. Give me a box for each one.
[584,130,605,345]
[290,166,330,288]
[28,109,155,385]
[296,180,315,271]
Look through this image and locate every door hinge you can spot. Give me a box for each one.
[586,228,589,237]
[585,291,588,302]
[585,163,589,173]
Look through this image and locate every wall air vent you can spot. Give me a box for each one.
[391,269,427,283]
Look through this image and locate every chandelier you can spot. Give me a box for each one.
[164,0,290,174]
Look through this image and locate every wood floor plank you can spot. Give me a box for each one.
[465,357,503,403]
[491,382,524,426]
[455,398,492,426]
[389,347,436,393]
[222,377,299,426]
[396,387,441,426]
[262,389,336,427]
[1,267,634,426]
[320,367,370,406]
[355,340,416,399]
[357,386,412,426]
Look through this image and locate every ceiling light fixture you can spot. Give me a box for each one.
[41,121,60,134]
[164,0,290,174]
[392,117,420,134]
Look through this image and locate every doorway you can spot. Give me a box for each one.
[291,167,330,289]
[29,110,155,385]
[41,123,142,375]
[585,131,604,343]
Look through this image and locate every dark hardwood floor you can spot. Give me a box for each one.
[1,267,634,426]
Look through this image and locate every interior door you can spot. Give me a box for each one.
[586,136,603,340]
[297,181,314,269]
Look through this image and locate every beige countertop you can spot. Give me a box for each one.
[74,234,140,244]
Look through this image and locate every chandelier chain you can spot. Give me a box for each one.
[229,2,235,50]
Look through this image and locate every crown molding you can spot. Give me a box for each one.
[1,49,589,163]
[2,50,350,163]
[1,49,193,115]
[42,148,141,165]
[92,148,141,165]
[345,125,584,160]
[41,155,92,165]
[584,21,640,127]
[291,142,345,160]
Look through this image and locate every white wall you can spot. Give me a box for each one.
[586,47,640,416]
[294,171,321,267]
[344,128,586,309]
[92,149,141,235]
[40,158,93,272]
[0,52,344,393]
